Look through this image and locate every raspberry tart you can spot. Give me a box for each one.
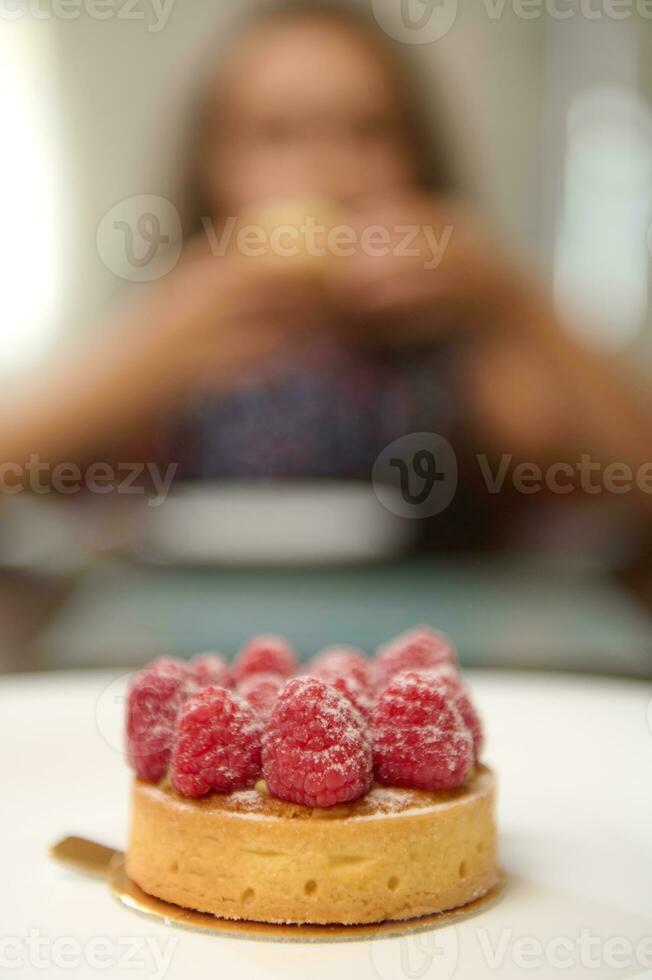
[126,628,498,925]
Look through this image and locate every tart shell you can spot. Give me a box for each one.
[127,765,498,925]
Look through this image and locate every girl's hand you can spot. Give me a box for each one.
[138,238,328,394]
[328,195,517,342]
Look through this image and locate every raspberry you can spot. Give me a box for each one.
[373,626,456,691]
[231,635,297,685]
[310,647,370,687]
[188,652,231,689]
[170,687,263,797]
[262,677,372,808]
[126,657,189,782]
[237,672,285,720]
[309,647,373,719]
[425,666,483,762]
[372,670,473,791]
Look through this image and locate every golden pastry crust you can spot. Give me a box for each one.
[127,765,498,925]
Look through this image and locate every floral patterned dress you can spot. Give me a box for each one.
[169,338,458,482]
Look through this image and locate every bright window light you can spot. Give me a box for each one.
[554,87,652,348]
[0,21,64,373]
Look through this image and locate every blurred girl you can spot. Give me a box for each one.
[2,0,652,544]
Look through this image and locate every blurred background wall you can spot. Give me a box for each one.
[2,1,652,676]
[5,0,650,366]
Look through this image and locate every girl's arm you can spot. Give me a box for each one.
[0,251,319,472]
[464,278,652,481]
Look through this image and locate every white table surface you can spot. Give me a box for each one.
[1,669,651,979]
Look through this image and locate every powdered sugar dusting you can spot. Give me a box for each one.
[372,670,473,791]
[125,625,485,808]
[126,657,190,782]
[139,766,493,822]
[227,788,263,811]
[262,677,372,807]
[373,625,457,692]
[308,647,373,719]
[170,686,263,797]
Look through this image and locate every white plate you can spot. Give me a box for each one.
[2,670,650,979]
[137,481,415,566]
